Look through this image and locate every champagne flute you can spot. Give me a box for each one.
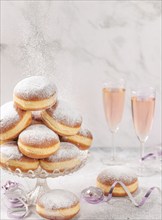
[102,79,125,165]
[131,87,156,176]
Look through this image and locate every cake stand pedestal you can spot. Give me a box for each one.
[27,178,51,205]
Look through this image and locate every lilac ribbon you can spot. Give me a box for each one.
[2,181,30,219]
[81,186,104,204]
[81,181,161,207]
[142,149,162,161]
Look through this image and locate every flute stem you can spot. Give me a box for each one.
[139,141,145,174]
[112,132,115,161]
[140,142,145,160]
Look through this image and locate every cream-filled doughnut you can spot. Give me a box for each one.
[36,189,80,220]
[13,76,57,111]
[40,142,81,173]
[97,166,138,197]
[0,102,32,141]
[61,128,93,150]
[41,100,82,136]
[18,124,60,159]
[0,142,39,172]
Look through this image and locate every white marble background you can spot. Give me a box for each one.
[1,0,161,148]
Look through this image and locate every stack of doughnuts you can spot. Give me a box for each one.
[0,76,93,173]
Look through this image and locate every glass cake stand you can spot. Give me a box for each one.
[2,150,88,205]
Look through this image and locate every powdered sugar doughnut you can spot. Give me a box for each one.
[36,189,80,220]
[97,166,138,197]
[41,100,82,136]
[18,124,60,159]
[61,128,93,150]
[40,142,81,173]
[0,102,32,141]
[13,76,57,110]
[0,142,39,172]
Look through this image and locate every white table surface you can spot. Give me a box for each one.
[0,147,161,220]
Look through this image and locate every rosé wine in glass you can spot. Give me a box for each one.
[103,88,125,133]
[131,87,156,176]
[102,79,125,165]
[131,96,155,143]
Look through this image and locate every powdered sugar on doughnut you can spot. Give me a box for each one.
[98,166,137,185]
[78,128,92,138]
[38,189,79,210]
[47,142,80,162]
[47,100,82,126]
[0,142,23,160]
[14,76,57,100]
[0,102,21,131]
[19,124,59,146]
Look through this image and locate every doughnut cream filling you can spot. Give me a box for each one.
[36,203,80,218]
[64,135,92,147]
[41,111,80,135]
[97,180,138,195]
[0,111,32,140]
[13,94,57,110]
[18,141,60,156]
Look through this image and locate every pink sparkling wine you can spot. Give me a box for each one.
[103,88,125,132]
[131,96,155,142]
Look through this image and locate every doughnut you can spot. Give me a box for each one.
[40,142,81,173]
[41,100,82,136]
[0,142,39,172]
[0,101,32,141]
[13,76,57,111]
[97,166,138,197]
[61,128,93,150]
[18,124,60,159]
[36,189,80,220]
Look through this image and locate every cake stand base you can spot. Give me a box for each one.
[27,178,50,205]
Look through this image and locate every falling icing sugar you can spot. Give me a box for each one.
[14,76,57,100]
[20,3,57,78]
[19,124,59,145]
[48,100,82,126]
[47,142,80,162]
[0,102,21,130]
[0,142,23,160]
[98,166,137,184]
[38,189,79,210]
